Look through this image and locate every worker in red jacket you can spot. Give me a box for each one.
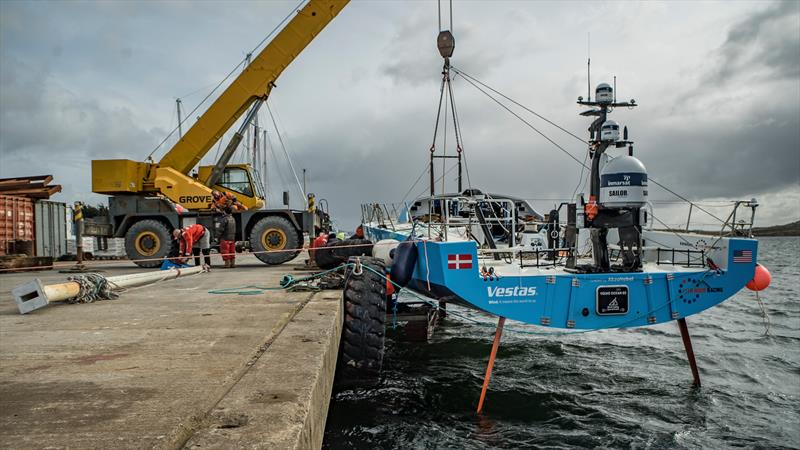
[172,224,211,267]
[219,207,237,268]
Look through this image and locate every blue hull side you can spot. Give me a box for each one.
[365,226,757,329]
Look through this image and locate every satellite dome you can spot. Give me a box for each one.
[596,82,613,104]
[600,119,620,142]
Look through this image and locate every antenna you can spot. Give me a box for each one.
[587,33,591,101]
[176,99,183,138]
[613,75,617,103]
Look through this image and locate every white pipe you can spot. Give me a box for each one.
[103,265,205,291]
[40,266,205,303]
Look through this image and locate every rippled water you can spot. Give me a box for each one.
[323,237,799,449]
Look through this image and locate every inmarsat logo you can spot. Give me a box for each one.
[606,297,620,311]
[487,286,537,297]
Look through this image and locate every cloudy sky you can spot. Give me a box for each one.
[1,0,798,230]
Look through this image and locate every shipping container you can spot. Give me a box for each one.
[35,200,67,258]
[0,195,34,256]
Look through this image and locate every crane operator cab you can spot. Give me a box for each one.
[196,164,265,210]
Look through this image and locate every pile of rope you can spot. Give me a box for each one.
[66,273,120,304]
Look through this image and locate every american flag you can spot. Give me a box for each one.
[448,254,473,270]
[733,249,753,263]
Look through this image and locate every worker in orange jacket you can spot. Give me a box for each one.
[172,224,212,267]
[211,190,246,213]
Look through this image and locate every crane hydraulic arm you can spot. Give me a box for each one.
[159,0,349,176]
[92,0,349,211]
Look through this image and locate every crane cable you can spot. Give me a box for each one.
[437,0,453,33]
[428,0,471,196]
[145,0,306,161]
[266,101,306,203]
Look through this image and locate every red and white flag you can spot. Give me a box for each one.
[448,254,473,270]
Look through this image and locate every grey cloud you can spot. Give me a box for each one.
[705,0,800,86]
[1,0,798,231]
[379,12,508,87]
[0,54,167,207]
[644,100,800,200]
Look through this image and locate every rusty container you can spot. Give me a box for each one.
[0,195,35,256]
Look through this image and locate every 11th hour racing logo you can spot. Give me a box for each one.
[487,286,537,297]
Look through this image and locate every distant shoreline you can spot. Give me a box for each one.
[656,220,799,237]
[752,220,800,237]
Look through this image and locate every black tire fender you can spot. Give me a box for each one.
[336,256,387,387]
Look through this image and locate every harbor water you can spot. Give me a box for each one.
[324,237,799,449]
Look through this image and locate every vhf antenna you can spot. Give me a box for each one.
[613,75,617,103]
[587,32,591,102]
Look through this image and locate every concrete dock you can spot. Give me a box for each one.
[0,254,342,449]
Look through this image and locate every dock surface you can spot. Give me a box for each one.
[0,254,342,449]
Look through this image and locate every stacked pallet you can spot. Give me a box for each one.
[0,175,62,199]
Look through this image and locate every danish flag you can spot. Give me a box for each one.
[448,254,473,270]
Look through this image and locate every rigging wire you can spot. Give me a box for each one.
[399,162,432,207]
[453,67,588,144]
[455,68,731,250]
[571,150,590,200]
[437,0,453,32]
[266,101,305,201]
[456,70,589,170]
[175,82,218,102]
[452,66,729,225]
[267,100,305,198]
[412,160,460,202]
[442,80,449,195]
[264,122,290,199]
[448,73,472,191]
[145,0,305,161]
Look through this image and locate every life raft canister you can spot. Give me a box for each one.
[390,241,418,288]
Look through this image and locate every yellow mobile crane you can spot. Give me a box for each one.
[91,0,348,267]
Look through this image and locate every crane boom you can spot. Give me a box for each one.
[158,0,348,175]
[89,0,345,268]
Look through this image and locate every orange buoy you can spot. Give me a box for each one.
[746,263,771,291]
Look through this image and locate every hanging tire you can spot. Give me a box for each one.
[336,256,387,388]
[249,215,301,265]
[314,238,373,270]
[124,219,174,268]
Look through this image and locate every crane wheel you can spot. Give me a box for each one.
[335,256,386,388]
[250,216,301,265]
[124,219,174,268]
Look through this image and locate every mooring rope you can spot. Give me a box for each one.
[755,290,772,336]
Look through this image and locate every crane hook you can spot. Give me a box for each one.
[437,30,455,60]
